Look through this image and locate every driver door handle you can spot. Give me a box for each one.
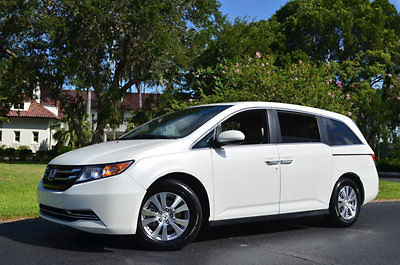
[265,160,279,166]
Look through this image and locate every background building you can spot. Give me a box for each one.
[0,88,149,151]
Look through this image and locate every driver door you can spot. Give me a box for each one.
[212,109,280,220]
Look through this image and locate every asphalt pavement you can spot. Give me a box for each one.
[1,201,400,265]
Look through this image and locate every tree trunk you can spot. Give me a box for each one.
[92,123,105,144]
[137,82,142,108]
[86,87,92,130]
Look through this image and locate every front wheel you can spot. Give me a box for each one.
[136,179,202,250]
[326,178,362,227]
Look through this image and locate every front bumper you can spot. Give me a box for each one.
[37,173,146,235]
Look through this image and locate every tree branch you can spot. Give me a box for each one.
[121,79,136,91]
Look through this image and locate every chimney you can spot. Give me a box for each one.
[33,84,41,103]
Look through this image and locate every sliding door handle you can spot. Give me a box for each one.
[280,159,293,165]
[265,160,279,166]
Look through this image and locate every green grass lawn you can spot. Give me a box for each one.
[375,180,400,200]
[0,162,400,221]
[0,162,46,221]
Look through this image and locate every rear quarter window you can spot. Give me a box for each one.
[323,118,362,146]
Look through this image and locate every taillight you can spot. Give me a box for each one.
[370,154,376,162]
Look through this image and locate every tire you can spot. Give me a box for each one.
[136,179,202,250]
[326,178,362,227]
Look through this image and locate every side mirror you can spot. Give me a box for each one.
[216,130,245,146]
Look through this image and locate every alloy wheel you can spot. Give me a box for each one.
[141,192,190,241]
[337,185,358,220]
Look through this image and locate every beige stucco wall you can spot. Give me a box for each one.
[0,117,58,152]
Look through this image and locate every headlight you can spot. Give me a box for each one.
[76,161,133,183]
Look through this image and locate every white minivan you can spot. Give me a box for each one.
[37,102,379,249]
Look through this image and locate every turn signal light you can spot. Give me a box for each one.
[103,161,132,177]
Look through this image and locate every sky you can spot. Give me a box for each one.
[219,0,400,22]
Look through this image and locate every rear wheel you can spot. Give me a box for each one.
[136,179,202,250]
[327,178,361,227]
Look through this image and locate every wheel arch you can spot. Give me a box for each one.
[334,172,365,204]
[147,172,211,225]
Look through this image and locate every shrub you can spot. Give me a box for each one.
[3,147,16,157]
[0,146,74,162]
[57,146,73,155]
[376,158,400,173]
[17,147,33,160]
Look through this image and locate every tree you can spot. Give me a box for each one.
[133,54,354,126]
[192,54,353,113]
[0,0,43,118]
[1,0,221,143]
[185,0,400,152]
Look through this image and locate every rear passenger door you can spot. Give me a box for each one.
[275,110,332,214]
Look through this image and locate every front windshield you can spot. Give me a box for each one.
[120,105,231,140]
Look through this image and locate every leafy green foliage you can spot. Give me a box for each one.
[185,0,400,157]
[52,114,92,149]
[190,54,353,114]
[2,0,400,159]
[38,0,221,143]
[376,158,400,173]
[0,0,43,119]
[1,0,221,142]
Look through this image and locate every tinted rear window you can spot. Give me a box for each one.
[324,118,362,145]
[278,111,321,143]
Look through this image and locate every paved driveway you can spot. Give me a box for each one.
[1,201,400,265]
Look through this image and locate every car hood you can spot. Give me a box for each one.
[49,139,184,165]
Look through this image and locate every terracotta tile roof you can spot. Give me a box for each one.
[40,89,156,111]
[7,100,61,120]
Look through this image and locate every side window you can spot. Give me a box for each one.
[278,111,320,143]
[324,118,362,145]
[220,109,269,145]
[192,130,215,149]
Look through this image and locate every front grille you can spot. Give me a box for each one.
[42,165,83,191]
[39,204,99,222]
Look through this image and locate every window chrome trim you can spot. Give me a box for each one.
[190,107,272,150]
[274,107,364,144]
[275,108,323,144]
[190,106,364,149]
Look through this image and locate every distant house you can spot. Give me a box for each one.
[0,99,61,151]
[0,88,151,152]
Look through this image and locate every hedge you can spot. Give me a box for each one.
[376,158,400,173]
[0,146,73,163]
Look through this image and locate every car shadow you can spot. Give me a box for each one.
[197,215,330,242]
[0,216,330,252]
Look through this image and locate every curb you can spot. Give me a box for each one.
[0,216,38,224]
[378,172,400,178]
[372,199,400,203]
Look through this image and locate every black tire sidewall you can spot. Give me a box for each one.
[329,178,361,226]
[136,179,202,250]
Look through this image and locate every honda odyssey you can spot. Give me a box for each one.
[37,102,379,249]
